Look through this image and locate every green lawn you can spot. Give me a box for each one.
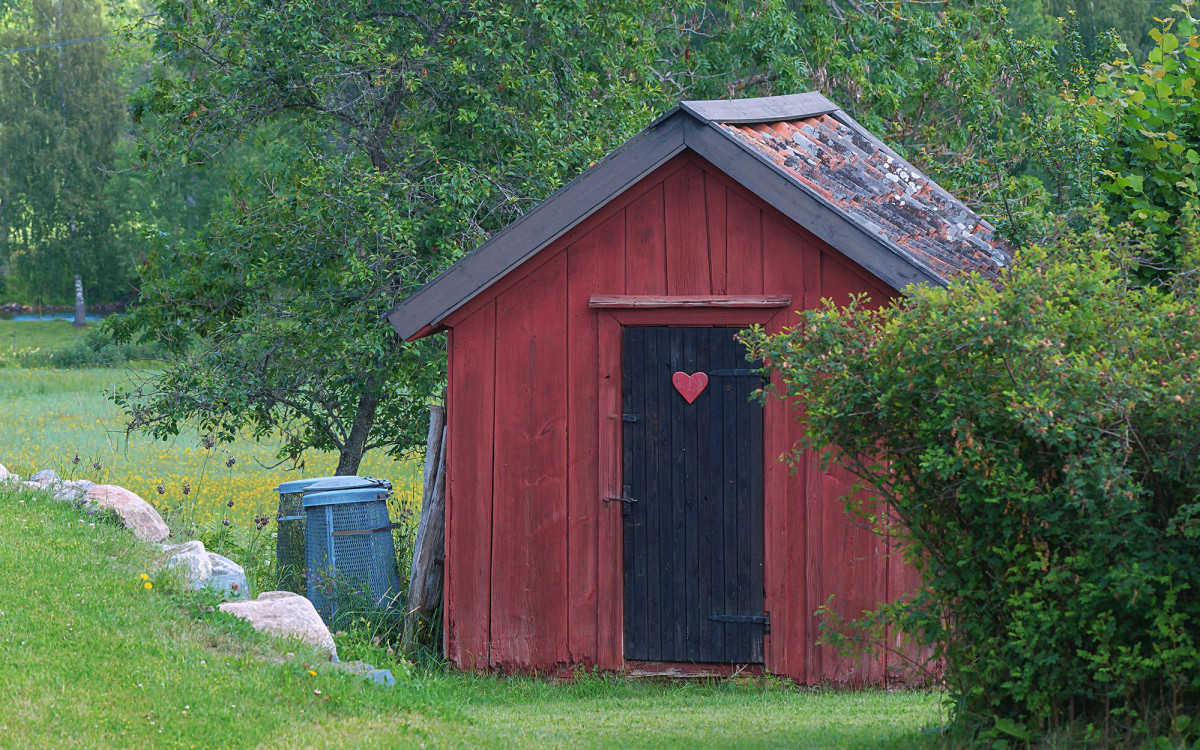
[0,482,944,748]
[0,318,86,353]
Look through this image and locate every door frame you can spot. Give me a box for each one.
[591,295,789,669]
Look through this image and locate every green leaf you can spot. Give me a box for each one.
[993,718,1031,741]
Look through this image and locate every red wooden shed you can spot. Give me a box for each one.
[387,92,1008,684]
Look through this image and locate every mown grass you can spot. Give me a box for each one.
[0,319,85,354]
[0,365,423,530]
[0,482,944,748]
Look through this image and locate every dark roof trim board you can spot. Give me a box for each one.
[387,93,997,340]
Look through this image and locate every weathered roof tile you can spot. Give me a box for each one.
[719,114,1008,280]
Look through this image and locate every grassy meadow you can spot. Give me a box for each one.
[0,320,423,533]
[0,481,944,748]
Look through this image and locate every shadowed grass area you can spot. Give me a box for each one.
[0,482,943,748]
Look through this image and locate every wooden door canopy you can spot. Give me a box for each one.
[589,294,791,309]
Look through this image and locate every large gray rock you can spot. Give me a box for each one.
[83,484,170,543]
[53,479,95,504]
[207,552,250,599]
[166,540,212,585]
[219,591,338,660]
[29,469,60,484]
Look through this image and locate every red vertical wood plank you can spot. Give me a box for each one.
[762,217,812,683]
[725,189,764,294]
[803,250,889,685]
[490,253,570,671]
[664,162,711,294]
[446,303,496,670]
[444,328,454,663]
[625,183,667,295]
[566,213,626,666]
[704,171,728,294]
[886,517,927,684]
[596,312,625,669]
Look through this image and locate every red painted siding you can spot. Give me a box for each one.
[439,151,919,684]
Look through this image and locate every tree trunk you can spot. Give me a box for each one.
[403,404,447,653]
[335,390,381,475]
[73,274,86,328]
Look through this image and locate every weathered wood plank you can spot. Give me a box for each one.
[446,305,496,669]
[403,404,447,653]
[725,189,764,295]
[761,216,814,681]
[664,163,711,295]
[490,254,569,670]
[625,182,667,295]
[566,212,625,666]
[596,312,625,669]
[589,295,789,309]
[704,171,729,294]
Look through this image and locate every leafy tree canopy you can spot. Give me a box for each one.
[110,0,721,473]
[0,0,127,304]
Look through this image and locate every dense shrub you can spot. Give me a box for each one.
[19,326,165,368]
[743,218,1200,744]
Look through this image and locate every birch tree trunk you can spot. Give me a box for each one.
[73,274,86,328]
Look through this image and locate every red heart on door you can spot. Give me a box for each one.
[671,371,709,404]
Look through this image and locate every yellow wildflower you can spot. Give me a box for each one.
[144,581,153,590]
[140,573,149,581]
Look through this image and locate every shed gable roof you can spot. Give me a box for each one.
[387,92,1008,340]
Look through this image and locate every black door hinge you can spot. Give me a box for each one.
[711,613,771,633]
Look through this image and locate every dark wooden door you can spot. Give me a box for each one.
[621,326,766,664]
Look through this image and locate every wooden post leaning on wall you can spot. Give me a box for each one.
[403,401,448,653]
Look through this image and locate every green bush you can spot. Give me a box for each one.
[18,325,165,368]
[743,217,1200,744]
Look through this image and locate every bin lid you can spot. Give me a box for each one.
[301,476,393,509]
[302,476,392,494]
[275,476,331,494]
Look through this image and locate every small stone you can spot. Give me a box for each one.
[166,540,212,586]
[83,485,170,543]
[367,669,396,686]
[0,463,21,483]
[207,552,249,599]
[336,660,375,676]
[218,591,338,660]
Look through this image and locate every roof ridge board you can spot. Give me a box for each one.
[681,92,839,124]
[690,116,948,289]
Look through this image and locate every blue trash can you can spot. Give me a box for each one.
[275,477,331,594]
[302,476,401,622]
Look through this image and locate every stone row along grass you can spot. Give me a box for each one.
[0,351,423,532]
[0,481,943,748]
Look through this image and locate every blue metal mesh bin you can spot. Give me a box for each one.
[302,476,402,622]
[275,477,329,594]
